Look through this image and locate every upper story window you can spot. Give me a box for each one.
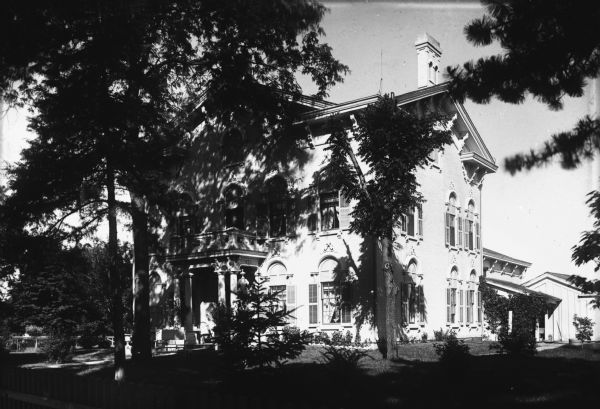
[401,205,424,238]
[224,184,244,230]
[266,176,288,238]
[445,193,457,247]
[310,188,351,233]
[464,200,480,251]
[320,191,340,231]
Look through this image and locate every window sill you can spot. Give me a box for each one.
[447,245,459,252]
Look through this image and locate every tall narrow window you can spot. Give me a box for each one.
[407,208,415,236]
[320,191,340,231]
[224,184,244,230]
[417,205,423,237]
[287,285,296,324]
[447,267,458,324]
[458,216,463,248]
[445,193,457,246]
[338,190,352,230]
[467,290,474,323]
[267,177,288,237]
[475,222,481,250]
[308,284,318,325]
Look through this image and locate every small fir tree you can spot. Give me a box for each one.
[212,276,311,370]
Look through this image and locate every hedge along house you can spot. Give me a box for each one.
[149,34,497,346]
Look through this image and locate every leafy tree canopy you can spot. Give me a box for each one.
[325,95,453,239]
[449,0,600,303]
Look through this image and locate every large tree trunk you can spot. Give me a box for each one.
[130,190,152,360]
[382,237,396,359]
[107,156,126,381]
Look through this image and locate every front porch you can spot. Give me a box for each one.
[164,228,269,345]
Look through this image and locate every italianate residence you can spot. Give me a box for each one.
[149,34,498,346]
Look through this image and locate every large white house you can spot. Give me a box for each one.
[148,34,499,348]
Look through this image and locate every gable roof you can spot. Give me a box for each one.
[523,271,583,290]
[300,82,497,172]
[485,277,561,304]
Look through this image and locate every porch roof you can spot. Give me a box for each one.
[485,277,561,305]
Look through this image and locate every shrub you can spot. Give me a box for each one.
[331,330,344,346]
[573,315,594,343]
[321,345,369,375]
[344,330,353,346]
[433,328,454,341]
[0,337,9,363]
[498,330,536,356]
[25,325,43,337]
[421,332,428,343]
[433,334,470,368]
[42,336,75,363]
[312,331,331,345]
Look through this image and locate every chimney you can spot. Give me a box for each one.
[415,33,442,88]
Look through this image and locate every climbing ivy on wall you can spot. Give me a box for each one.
[480,281,547,355]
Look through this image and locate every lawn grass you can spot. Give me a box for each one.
[6,342,600,409]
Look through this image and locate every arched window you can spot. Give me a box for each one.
[266,176,288,237]
[266,262,289,314]
[445,193,457,247]
[313,258,351,325]
[446,267,458,324]
[401,261,425,324]
[465,200,479,251]
[224,184,244,230]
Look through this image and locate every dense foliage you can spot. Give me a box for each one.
[0,0,347,376]
[212,277,311,370]
[433,333,470,369]
[573,315,594,343]
[449,0,600,304]
[3,240,132,340]
[480,282,546,355]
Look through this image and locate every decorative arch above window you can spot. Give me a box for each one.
[267,261,288,277]
[318,257,339,274]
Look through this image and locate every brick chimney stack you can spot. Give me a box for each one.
[415,33,442,88]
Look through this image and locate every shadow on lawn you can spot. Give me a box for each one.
[6,345,600,409]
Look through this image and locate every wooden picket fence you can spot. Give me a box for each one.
[0,366,311,409]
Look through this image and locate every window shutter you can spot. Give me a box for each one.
[476,221,481,250]
[477,291,482,322]
[417,205,423,237]
[306,195,318,232]
[287,285,296,324]
[465,220,470,250]
[445,213,450,246]
[256,201,268,236]
[338,190,351,230]
[446,288,451,323]
[308,284,318,324]
[459,289,464,323]
[458,216,463,248]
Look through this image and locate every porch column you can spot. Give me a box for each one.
[217,271,227,307]
[229,270,239,308]
[184,271,194,332]
[173,272,181,328]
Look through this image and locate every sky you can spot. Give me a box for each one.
[0,1,597,280]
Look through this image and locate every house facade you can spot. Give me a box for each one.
[149,34,498,345]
